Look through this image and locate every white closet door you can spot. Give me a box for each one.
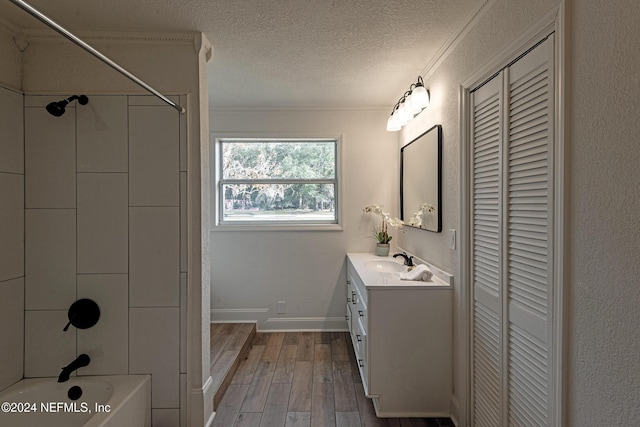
[471,73,503,427]
[506,35,554,427]
[470,34,555,426]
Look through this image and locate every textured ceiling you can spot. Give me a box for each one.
[0,0,481,109]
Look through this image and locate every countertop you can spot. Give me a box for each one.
[346,252,453,290]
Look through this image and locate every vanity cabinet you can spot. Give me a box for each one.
[346,253,452,417]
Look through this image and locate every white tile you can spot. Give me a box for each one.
[180,172,187,273]
[0,278,24,391]
[0,87,24,174]
[0,173,24,281]
[77,96,128,172]
[77,173,128,273]
[180,273,187,374]
[129,106,179,207]
[25,107,76,208]
[129,307,180,409]
[77,274,128,375]
[129,207,180,307]
[25,209,76,310]
[25,310,76,378]
[153,409,180,427]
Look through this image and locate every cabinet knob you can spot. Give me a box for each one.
[351,291,357,304]
[356,334,362,342]
[345,315,349,321]
[358,310,364,317]
[358,359,364,368]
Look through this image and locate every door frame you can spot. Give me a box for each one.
[458,3,566,426]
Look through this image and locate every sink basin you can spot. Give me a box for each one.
[363,259,407,273]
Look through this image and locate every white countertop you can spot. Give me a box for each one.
[347,252,453,290]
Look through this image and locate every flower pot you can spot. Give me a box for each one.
[375,243,390,257]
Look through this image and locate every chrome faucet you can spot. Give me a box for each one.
[393,252,415,266]
[58,354,90,383]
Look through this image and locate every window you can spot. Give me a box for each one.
[216,138,339,227]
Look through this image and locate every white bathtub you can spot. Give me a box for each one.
[0,375,150,427]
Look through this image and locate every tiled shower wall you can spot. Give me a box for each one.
[0,86,25,392]
[22,95,188,426]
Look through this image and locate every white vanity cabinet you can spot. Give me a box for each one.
[346,253,453,417]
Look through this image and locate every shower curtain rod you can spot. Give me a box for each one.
[8,0,186,114]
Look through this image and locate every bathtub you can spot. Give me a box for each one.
[0,375,150,427]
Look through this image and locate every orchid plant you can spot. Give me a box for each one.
[363,204,404,244]
[406,203,436,228]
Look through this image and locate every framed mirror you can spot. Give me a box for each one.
[400,124,442,232]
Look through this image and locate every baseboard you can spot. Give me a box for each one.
[210,309,348,331]
[205,411,216,427]
[211,308,269,324]
[190,375,214,427]
[450,394,460,426]
[264,316,348,331]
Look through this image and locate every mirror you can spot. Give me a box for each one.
[400,124,442,232]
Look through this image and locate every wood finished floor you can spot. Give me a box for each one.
[212,330,455,427]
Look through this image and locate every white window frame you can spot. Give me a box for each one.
[212,135,343,231]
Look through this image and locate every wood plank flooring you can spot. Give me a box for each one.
[211,323,257,409]
[212,329,455,427]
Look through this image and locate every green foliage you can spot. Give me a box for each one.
[222,141,336,213]
[373,230,392,244]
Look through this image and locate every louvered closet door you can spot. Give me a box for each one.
[470,34,555,427]
[471,73,503,427]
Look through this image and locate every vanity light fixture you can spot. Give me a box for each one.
[386,76,430,132]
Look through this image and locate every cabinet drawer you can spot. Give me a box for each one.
[355,300,367,333]
[346,303,353,333]
[355,318,367,362]
[347,260,368,306]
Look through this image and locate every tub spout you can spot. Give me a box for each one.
[58,354,90,383]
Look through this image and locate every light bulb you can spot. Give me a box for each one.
[411,86,429,109]
[386,113,401,131]
[405,92,422,114]
[396,103,409,126]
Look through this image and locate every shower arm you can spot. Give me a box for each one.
[8,0,186,114]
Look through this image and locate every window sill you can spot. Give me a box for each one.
[212,223,344,232]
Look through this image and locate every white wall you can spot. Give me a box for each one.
[399,0,640,425]
[209,109,398,330]
[0,83,24,392]
[0,21,22,90]
[398,0,558,420]
[0,20,24,394]
[566,0,640,424]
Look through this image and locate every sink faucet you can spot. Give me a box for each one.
[393,252,415,266]
[58,354,90,383]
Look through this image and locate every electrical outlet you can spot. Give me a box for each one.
[449,229,456,250]
[277,301,286,314]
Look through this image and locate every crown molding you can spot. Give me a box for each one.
[23,28,199,46]
[419,0,497,80]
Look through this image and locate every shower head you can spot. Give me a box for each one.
[46,95,89,117]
